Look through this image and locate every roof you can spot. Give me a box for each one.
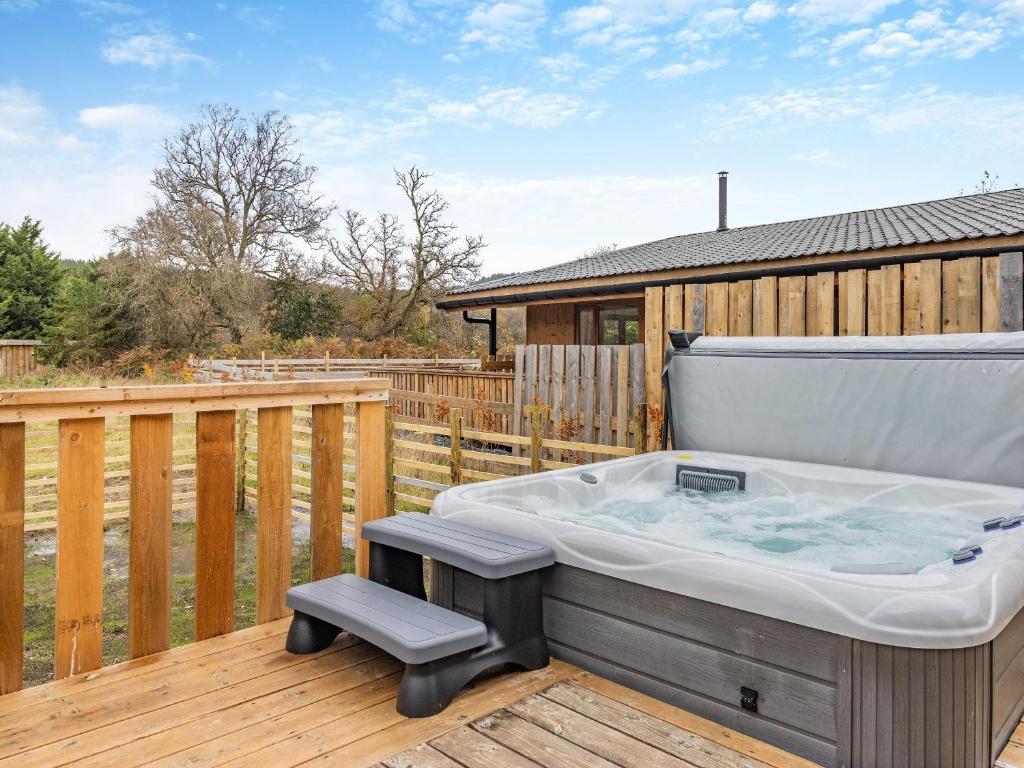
[450,188,1024,296]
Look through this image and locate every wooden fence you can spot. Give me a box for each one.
[0,341,39,378]
[0,379,389,694]
[642,252,1024,447]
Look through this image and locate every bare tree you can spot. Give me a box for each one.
[327,167,484,339]
[111,105,333,346]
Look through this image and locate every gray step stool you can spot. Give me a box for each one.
[285,512,555,718]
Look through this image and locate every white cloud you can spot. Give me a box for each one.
[645,58,725,79]
[101,31,211,69]
[0,83,47,146]
[786,0,901,26]
[461,0,546,49]
[74,0,141,16]
[0,0,39,10]
[442,52,463,64]
[79,104,178,137]
[791,148,841,167]
[743,1,778,23]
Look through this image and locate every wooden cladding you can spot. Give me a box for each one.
[525,303,576,344]
[644,253,1024,423]
[0,341,38,379]
[0,380,388,692]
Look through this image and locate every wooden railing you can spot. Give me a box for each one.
[0,379,389,695]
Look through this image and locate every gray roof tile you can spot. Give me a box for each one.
[451,188,1024,295]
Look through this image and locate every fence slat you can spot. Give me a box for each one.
[730,280,753,336]
[845,269,866,335]
[958,256,981,333]
[814,272,835,336]
[0,422,24,694]
[195,410,237,640]
[55,416,105,679]
[615,346,629,447]
[705,283,729,336]
[942,260,959,333]
[664,284,683,334]
[355,400,386,579]
[256,406,292,623]
[867,270,882,335]
[565,345,580,432]
[643,287,664,450]
[684,283,706,333]
[128,413,173,659]
[920,260,942,334]
[597,346,612,446]
[512,345,525,454]
[982,256,1000,333]
[881,264,902,335]
[311,403,344,581]
[999,252,1024,331]
[753,276,777,336]
[903,262,922,335]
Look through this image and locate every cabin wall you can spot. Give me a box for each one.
[0,341,39,378]
[525,304,576,344]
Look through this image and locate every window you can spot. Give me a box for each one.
[577,303,641,345]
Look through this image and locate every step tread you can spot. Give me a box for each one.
[363,512,554,578]
[287,574,487,664]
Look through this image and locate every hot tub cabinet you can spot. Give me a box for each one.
[434,561,1024,768]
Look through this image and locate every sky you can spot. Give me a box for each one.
[0,0,1022,275]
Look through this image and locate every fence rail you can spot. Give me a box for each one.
[0,379,389,695]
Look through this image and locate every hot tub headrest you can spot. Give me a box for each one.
[666,331,1024,488]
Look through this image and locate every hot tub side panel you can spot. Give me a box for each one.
[433,561,1009,768]
[993,608,1024,757]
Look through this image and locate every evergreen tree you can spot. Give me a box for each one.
[266,271,342,340]
[42,261,138,365]
[0,218,63,339]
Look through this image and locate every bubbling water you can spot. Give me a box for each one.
[529,483,982,572]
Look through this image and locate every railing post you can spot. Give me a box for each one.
[196,410,237,640]
[256,406,292,624]
[311,403,344,581]
[355,400,387,579]
[529,410,542,474]
[324,351,330,374]
[235,409,248,514]
[0,422,25,694]
[385,406,395,514]
[128,413,173,659]
[635,402,648,454]
[55,417,105,679]
[449,409,463,486]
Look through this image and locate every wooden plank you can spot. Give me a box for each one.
[431,725,540,768]
[838,272,849,336]
[512,345,525,450]
[813,272,834,336]
[781,276,806,336]
[753,276,777,336]
[983,256,1001,333]
[919,259,942,335]
[564,345,580,431]
[510,693,692,767]
[384,745,462,768]
[256,406,293,624]
[943,260,960,333]
[903,262,922,335]
[537,344,551,412]
[195,411,237,641]
[705,282,729,336]
[845,269,866,336]
[730,280,753,336]
[597,346,612,446]
[643,287,663,451]
[867,270,882,336]
[128,413,173,660]
[543,682,767,768]
[473,710,620,768]
[311,404,345,581]
[664,284,684,333]
[0,422,24,694]
[615,346,629,447]
[958,256,981,333]
[55,417,105,679]
[684,283,706,333]
[355,400,387,579]
[999,252,1024,331]
[880,264,902,335]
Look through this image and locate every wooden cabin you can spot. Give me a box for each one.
[440,186,1024,347]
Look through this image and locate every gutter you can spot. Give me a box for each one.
[437,243,1023,310]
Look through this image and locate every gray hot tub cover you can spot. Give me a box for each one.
[665,331,1024,488]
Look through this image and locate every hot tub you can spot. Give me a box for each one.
[430,450,1024,766]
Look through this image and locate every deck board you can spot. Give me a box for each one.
[0,620,818,768]
[997,718,1024,768]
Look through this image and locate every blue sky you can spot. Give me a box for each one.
[1,0,1021,273]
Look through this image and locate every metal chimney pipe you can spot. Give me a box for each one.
[717,171,728,231]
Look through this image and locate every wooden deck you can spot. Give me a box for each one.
[998,721,1024,768]
[0,618,817,768]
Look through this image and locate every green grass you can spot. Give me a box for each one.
[20,507,345,689]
